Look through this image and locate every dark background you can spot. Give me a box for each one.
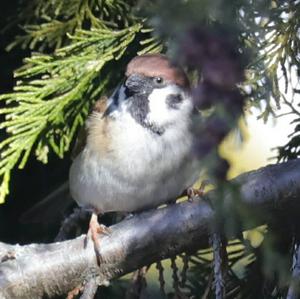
[0,0,72,244]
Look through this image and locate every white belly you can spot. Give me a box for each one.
[69,114,200,213]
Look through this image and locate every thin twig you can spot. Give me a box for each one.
[171,256,181,296]
[211,233,228,299]
[201,271,214,299]
[156,261,166,296]
[125,266,148,299]
[180,253,189,288]
[281,93,300,117]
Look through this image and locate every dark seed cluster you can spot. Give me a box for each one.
[182,27,246,180]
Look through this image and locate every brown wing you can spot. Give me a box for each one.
[71,96,108,159]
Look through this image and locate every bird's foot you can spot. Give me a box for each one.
[66,284,83,299]
[187,180,208,202]
[86,212,111,265]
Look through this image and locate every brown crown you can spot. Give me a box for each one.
[125,54,190,89]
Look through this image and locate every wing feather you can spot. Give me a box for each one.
[71,96,108,159]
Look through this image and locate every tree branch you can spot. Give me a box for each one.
[0,159,300,299]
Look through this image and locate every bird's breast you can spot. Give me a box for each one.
[110,112,193,179]
[69,111,199,213]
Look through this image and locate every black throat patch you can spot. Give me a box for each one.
[128,93,164,136]
[128,93,149,126]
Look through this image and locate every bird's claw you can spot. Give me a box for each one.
[86,213,111,265]
[66,284,83,299]
[187,187,205,201]
[97,224,111,235]
[187,181,207,202]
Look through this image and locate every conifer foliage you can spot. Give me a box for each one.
[0,0,162,203]
[0,1,300,298]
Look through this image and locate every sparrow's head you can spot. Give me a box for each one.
[106,54,193,135]
[125,54,190,95]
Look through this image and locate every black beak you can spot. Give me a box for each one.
[124,74,147,96]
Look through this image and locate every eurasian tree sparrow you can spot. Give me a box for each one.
[69,54,200,252]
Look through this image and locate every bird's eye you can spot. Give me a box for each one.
[154,77,164,84]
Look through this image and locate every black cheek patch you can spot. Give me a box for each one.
[127,92,165,136]
[166,94,183,109]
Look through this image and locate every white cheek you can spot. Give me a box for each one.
[147,86,192,126]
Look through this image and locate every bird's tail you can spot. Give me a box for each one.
[21,181,74,224]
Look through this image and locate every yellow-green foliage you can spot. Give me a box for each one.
[0,0,162,203]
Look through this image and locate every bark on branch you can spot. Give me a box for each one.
[0,159,300,299]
